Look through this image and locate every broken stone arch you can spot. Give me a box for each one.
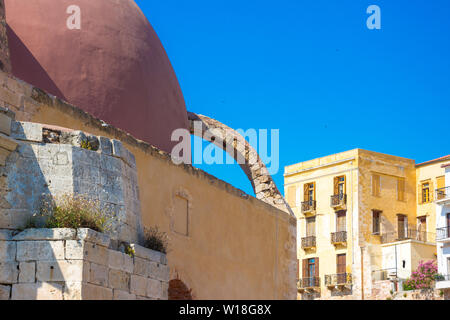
[187,112,293,215]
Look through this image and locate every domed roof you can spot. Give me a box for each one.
[5,0,189,153]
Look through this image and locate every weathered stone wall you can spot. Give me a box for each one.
[0,0,10,73]
[0,112,142,243]
[0,228,169,300]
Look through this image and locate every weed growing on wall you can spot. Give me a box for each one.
[28,194,116,232]
[142,226,169,254]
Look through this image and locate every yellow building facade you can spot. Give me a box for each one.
[285,149,449,300]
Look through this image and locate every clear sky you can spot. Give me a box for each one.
[136,0,450,196]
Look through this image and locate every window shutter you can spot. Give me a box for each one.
[304,184,309,201]
[313,182,316,201]
[437,176,445,190]
[297,260,300,279]
[333,177,339,195]
[398,178,405,201]
[314,258,319,278]
[430,181,434,201]
[343,175,346,194]
[302,259,308,278]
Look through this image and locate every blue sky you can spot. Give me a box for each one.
[136,0,450,196]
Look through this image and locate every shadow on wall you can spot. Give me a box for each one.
[6,25,66,100]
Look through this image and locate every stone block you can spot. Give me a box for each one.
[11,282,63,300]
[0,112,11,136]
[16,240,65,261]
[99,137,113,155]
[81,283,113,300]
[13,228,76,241]
[130,275,147,296]
[0,229,14,240]
[146,278,162,299]
[77,228,110,247]
[0,284,10,300]
[83,241,109,266]
[112,139,136,168]
[133,256,151,277]
[108,269,130,291]
[130,243,164,263]
[0,262,18,284]
[65,240,84,260]
[151,263,170,282]
[10,121,43,142]
[36,260,84,282]
[108,249,133,273]
[161,281,169,300]
[63,281,82,300]
[18,262,35,283]
[113,289,136,300]
[0,240,16,261]
[89,263,108,287]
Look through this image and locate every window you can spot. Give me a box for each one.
[334,176,346,196]
[372,210,381,234]
[397,214,408,239]
[336,211,346,232]
[306,217,316,237]
[302,258,319,286]
[418,216,427,241]
[304,182,315,203]
[337,254,346,274]
[397,178,405,201]
[422,183,430,203]
[372,174,381,197]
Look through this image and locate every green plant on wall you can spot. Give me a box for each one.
[26,194,116,233]
[80,140,94,150]
[142,226,169,254]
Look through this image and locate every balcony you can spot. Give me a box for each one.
[436,275,450,290]
[437,226,450,242]
[330,193,346,210]
[325,273,352,288]
[301,200,316,215]
[381,229,436,244]
[331,231,347,245]
[297,277,321,291]
[435,186,450,203]
[301,236,316,249]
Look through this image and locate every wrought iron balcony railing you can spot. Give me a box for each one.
[381,228,436,244]
[301,200,316,214]
[301,236,316,249]
[437,226,450,240]
[331,231,347,244]
[436,186,450,201]
[325,273,352,286]
[297,277,321,289]
[330,193,346,208]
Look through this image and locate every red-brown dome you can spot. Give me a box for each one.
[5,0,189,153]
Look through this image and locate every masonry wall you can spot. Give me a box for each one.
[0,228,169,300]
[0,71,297,299]
[0,118,142,243]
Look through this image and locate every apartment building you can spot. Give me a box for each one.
[285,149,447,300]
[435,161,450,293]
